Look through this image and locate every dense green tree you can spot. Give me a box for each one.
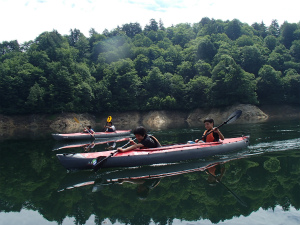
[1,18,300,114]
[143,67,168,97]
[290,40,300,62]
[144,19,159,33]
[186,75,212,108]
[264,35,278,51]
[267,51,285,71]
[273,44,291,62]
[236,35,255,47]
[35,30,66,61]
[168,73,186,108]
[134,54,150,77]
[0,40,20,56]
[282,69,300,104]
[211,55,257,106]
[169,23,196,48]
[194,60,212,77]
[280,22,298,48]
[26,82,45,111]
[176,61,195,82]
[240,45,264,75]
[257,65,283,103]
[225,19,242,40]
[197,19,226,36]
[196,36,217,62]
[252,22,268,38]
[132,34,153,47]
[121,22,142,38]
[157,37,172,49]
[268,19,280,37]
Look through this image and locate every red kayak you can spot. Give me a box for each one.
[52,137,131,151]
[57,136,250,170]
[52,130,131,141]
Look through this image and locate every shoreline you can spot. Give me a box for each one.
[0,104,299,139]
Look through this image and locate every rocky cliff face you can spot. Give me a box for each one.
[0,104,299,139]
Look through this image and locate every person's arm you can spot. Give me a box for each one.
[214,128,224,140]
[195,131,207,142]
[117,143,144,152]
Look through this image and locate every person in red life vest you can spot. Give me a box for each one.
[195,118,224,143]
[117,126,161,152]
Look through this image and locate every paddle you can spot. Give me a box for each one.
[205,169,248,207]
[201,110,242,140]
[74,117,95,138]
[93,138,136,172]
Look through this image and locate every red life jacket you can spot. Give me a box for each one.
[203,130,216,142]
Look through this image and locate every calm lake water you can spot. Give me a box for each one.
[0,119,300,225]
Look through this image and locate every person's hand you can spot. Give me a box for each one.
[213,127,219,133]
[117,147,125,152]
[129,138,135,145]
[195,139,199,143]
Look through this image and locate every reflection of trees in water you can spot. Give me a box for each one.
[1,140,300,225]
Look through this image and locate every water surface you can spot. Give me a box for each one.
[0,119,299,225]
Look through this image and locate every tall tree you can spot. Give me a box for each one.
[121,22,142,38]
[268,19,280,37]
[280,22,298,48]
[144,19,159,33]
[225,19,242,40]
[196,36,217,62]
[257,65,283,103]
[240,45,264,75]
[211,55,257,106]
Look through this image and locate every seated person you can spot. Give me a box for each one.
[83,125,95,135]
[104,122,116,132]
[195,118,224,143]
[117,126,161,152]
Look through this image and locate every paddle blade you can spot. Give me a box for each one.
[225,110,242,124]
[107,116,112,122]
[74,117,80,124]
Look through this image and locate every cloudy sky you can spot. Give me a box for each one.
[1,0,299,43]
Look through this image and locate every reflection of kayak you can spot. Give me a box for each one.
[52,130,131,141]
[56,136,249,170]
[58,154,248,192]
[52,137,131,151]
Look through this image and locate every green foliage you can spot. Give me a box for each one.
[1,19,300,114]
[257,65,283,103]
[211,55,257,106]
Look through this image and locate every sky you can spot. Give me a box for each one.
[0,0,299,44]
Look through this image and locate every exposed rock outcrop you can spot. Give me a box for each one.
[0,104,299,140]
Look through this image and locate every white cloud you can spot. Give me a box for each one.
[0,0,299,43]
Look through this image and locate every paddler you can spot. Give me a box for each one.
[83,125,95,135]
[117,126,161,152]
[104,122,116,132]
[195,118,224,143]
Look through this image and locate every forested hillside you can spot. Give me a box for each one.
[0,18,300,114]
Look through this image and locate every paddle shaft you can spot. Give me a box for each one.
[206,169,247,207]
[94,138,136,172]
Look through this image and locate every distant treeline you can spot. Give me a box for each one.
[1,18,300,114]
